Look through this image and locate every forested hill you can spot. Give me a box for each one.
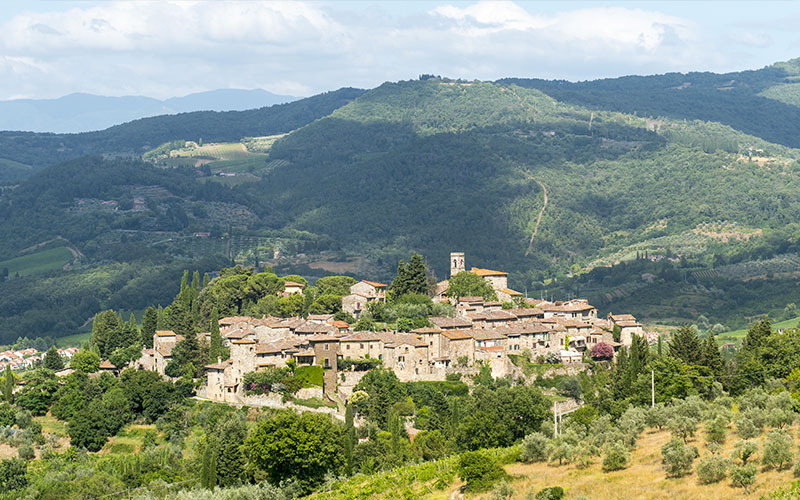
[498,58,800,149]
[0,87,364,172]
[9,62,800,340]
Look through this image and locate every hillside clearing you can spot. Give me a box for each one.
[0,246,74,276]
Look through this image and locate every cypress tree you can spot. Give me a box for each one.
[3,365,14,402]
[156,305,165,329]
[141,306,158,348]
[209,307,223,362]
[344,404,355,473]
[203,273,210,289]
[191,270,201,297]
[200,439,217,489]
[742,318,771,356]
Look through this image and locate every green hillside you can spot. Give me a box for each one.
[8,64,800,340]
[0,246,73,276]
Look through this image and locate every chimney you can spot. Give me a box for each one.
[217,357,222,364]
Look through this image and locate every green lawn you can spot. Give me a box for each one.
[0,246,73,276]
[716,315,800,343]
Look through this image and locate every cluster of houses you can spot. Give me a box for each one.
[0,347,78,371]
[135,252,651,404]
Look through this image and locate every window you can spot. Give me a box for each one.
[360,343,364,349]
[346,344,350,350]
[324,344,329,351]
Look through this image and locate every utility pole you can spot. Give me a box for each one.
[553,401,558,437]
[651,370,655,408]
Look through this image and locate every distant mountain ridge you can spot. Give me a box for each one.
[0,89,299,133]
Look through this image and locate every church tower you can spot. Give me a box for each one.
[450,252,465,278]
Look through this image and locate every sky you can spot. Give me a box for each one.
[0,0,799,100]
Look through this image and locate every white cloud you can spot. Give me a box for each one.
[0,1,782,101]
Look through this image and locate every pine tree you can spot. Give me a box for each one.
[700,334,723,375]
[669,325,702,365]
[141,306,158,348]
[43,346,64,371]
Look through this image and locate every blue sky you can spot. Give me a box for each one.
[0,1,797,100]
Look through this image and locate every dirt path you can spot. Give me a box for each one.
[521,171,548,257]
[18,235,84,270]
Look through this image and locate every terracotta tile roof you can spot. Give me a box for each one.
[155,330,176,337]
[484,310,517,321]
[459,296,484,303]
[231,338,256,345]
[141,349,154,356]
[330,320,350,328]
[467,329,507,340]
[340,331,382,342]
[411,327,443,334]
[99,360,116,369]
[307,314,334,321]
[430,316,473,329]
[362,280,388,288]
[509,308,543,317]
[471,267,508,277]
[218,316,252,325]
[616,321,641,327]
[156,345,174,357]
[484,301,503,307]
[441,330,472,340]
[610,313,637,322]
[558,318,593,328]
[225,329,252,340]
[284,281,306,288]
[205,359,232,370]
[296,322,337,335]
[498,288,522,296]
[308,334,341,342]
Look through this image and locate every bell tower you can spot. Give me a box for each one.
[450,252,465,278]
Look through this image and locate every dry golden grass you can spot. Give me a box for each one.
[441,424,800,500]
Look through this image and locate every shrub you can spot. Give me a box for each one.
[17,444,34,461]
[793,458,800,478]
[521,432,549,463]
[602,442,630,472]
[762,430,794,470]
[534,486,565,500]
[457,450,506,492]
[704,415,728,445]
[729,463,756,493]
[736,416,759,439]
[491,480,515,500]
[590,342,613,361]
[695,454,730,484]
[732,439,759,466]
[661,438,698,477]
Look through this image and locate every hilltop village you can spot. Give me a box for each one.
[132,253,652,405]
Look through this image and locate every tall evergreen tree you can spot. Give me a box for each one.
[2,365,14,402]
[141,306,158,348]
[200,439,217,489]
[742,318,771,356]
[156,305,165,329]
[209,306,223,362]
[91,310,123,358]
[344,404,355,474]
[668,325,702,365]
[164,300,193,337]
[389,253,429,298]
[700,334,723,375]
[43,346,64,371]
[203,273,211,289]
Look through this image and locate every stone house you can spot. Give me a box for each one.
[342,280,388,318]
[283,281,306,296]
[430,316,473,330]
[338,331,382,360]
[608,313,643,346]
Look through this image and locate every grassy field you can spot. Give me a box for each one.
[0,246,73,276]
[717,315,800,344]
[456,423,800,500]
